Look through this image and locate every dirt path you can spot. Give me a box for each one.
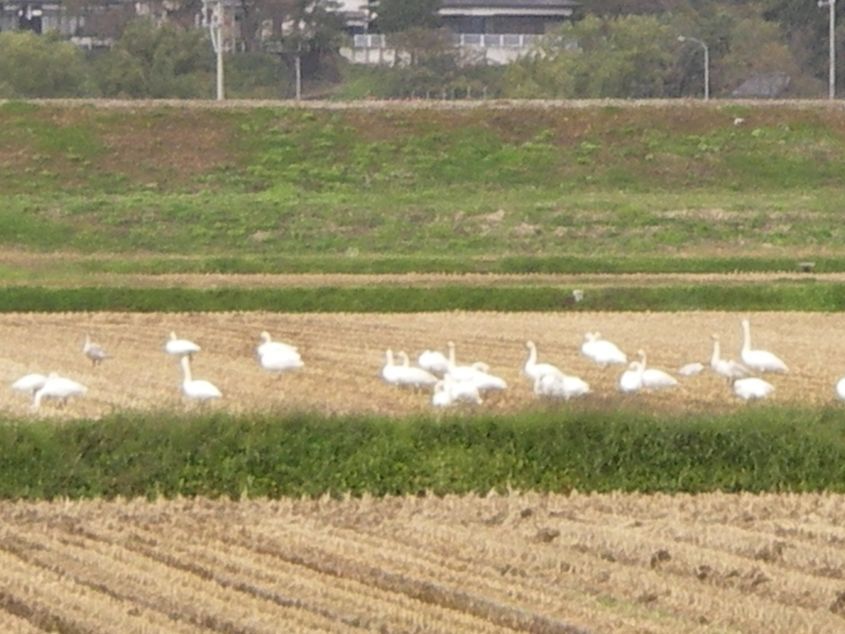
[0,311,840,419]
[0,492,843,633]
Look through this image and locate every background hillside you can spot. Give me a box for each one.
[3,99,845,271]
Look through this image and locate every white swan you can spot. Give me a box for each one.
[32,373,87,409]
[12,373,48,396]
[836,376,845,400]
[618,360,645,393]
[534,372,590,400]
[165,331,201,357]
[445,342,505,391]
[83,334,109,366]
[581,332,628,367]
[710,334,752,383]
[523,341,563,383]
[257,331,298,358]
[733,376,774,401]
[740,319,788,373]
[638,350,679,390]
[431,377,482,407]
[381,350,438,389]
[418,348,451,375]
[259,346,304,374]
[180,356,221,402]
[677,362,704,376]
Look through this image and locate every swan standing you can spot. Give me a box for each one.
[32,373,87,409]
[180,356,221,402]
[11,373,48,396]
[740,319,788,373]
[581,332,628,367]
[83,334,109,366]
[165,332,201,358]
[710,334,752,383]
[445,342,506,391]
[431,377,482,407]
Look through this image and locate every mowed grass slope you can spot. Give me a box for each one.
[3,100,845,272]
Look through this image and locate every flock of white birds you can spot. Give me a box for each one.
[10,316,844,412]
[381,317,804,407]
[10,330,304,410]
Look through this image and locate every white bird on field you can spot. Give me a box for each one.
[710,334,752,383]
[11,373,48,396]
[431,377,482,407]
[638,350,679,390]
[523,341,563,383]
[418,348,451,375]
[618,360,645,393]
[677,362,704,376]
[444,342,506,391]
[836,376,845,401]
[381,350,437,389]
[740,319,788,373]
[732,376,774,401]
[259,346,304,374]
[257,331,298,358]
[581,332,628,367]
[534,371,590,401]
[179,356,221,402]
[165,332,201,358]
[32,373,87,409]
[82,334,109,366]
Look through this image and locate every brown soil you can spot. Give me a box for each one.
[0,492,844,633]
[0,311,840,419]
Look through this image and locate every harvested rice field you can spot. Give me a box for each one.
[1,492,844,633]
[0,311,842,418]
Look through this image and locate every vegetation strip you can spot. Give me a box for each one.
[2,408,845,499]
[2,283,845,312]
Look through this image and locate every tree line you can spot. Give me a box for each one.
[0,0,840,99]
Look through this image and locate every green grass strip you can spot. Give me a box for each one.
[2,407,844,500]
[1,282,845,312]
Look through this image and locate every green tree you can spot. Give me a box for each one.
[503,15,676,98]
[376,0,441,33]
[0,32,95,97]
[94,19,213,98]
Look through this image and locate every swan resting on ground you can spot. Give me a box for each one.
[418,348,451,375]
[32,373,87,409]
[381,350,438,389]
[534,372,590,400]
[165,332,201,357]
[581,332,628,367]
[638,350,679,390]
[732,376,775,401]
[431,377,483,407]
[257,331,298,358]
[618,360,645,393]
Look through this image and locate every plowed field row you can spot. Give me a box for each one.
[0,311,842,418]
[0,493,843,633]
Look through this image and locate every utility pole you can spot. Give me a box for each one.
[820,0,837,99]
[205,0,225,100]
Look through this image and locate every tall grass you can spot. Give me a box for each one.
[2,406,844,499]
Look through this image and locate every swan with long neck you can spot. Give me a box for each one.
[180,356,221,401]
[740,319,788,373]
[257,331,298,358]
[523,341,563,382]
[710,334,751,383]
[382,350,437,389]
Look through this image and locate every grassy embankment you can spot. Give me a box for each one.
[3,100,845,280]
[1,407,843,499]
